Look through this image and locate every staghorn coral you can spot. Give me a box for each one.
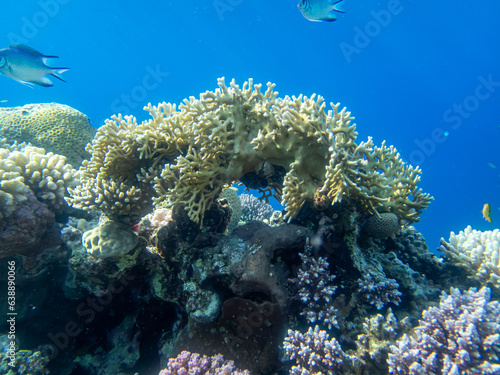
[0,103,96,165]
[388,287,500,375]
[355,309,411,372]
[159,351,250,375]
[292,240,339,329]
[69,78,432,226]
[357,274,402,310]
[440,226,500,289]
[284,325,348,375]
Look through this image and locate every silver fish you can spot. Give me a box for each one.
[298,0,345,22]
[0,44,69,87]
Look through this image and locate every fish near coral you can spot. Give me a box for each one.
[298,0,345,22]
[0,45,69,87]
[482,203,492,223]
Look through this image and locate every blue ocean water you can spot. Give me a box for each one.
[2,0,499,249]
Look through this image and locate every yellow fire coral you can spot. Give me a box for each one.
[68,78,432,226]
[0,103,96,165]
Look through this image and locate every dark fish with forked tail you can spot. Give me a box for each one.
[0,44,69,87]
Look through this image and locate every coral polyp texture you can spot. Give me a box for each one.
[0,140,79,257]
[440,226,500,289]
[388,287,500,374]
[0,103,96,166]
[68,78,432,225]
[159,351,250,375]
[0,141,79,220]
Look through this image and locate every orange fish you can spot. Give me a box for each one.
[482,203,492,223]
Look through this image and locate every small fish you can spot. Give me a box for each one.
[482,203,492,223]
[0,44,69,87]
[298,0,345,22]
[487,162,497,169]
[0,100,7,103]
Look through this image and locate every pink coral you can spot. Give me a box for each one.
[159,351,250,375]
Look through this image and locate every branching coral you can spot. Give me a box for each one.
[1,141,79,220]
[69,78,432,226]
[440,226,500,289]
[159,351,250,375]
[388,287,500,374]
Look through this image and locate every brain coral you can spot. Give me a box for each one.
[68,78,432,226]
[0,103,96,165]
[362,212,400,239]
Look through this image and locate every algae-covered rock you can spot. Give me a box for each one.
[0,103,96,165]
[82,221,139,259]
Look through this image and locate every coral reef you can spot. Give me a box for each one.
[357,274,402,310]
[219,187,241,232]
[284,325,348,374]
[362,213,400,239]
[1,81,466,375]
[0,335,49,375]
[0,142,79,218]
[74,315,141,374]
[160,351,250,375]
[0,103,96,165]
[170,298,283,374]
[291,240,339,329]
[0,141,79,257]
[239,194,275,223]
[68,78,432,227]
[440,226,500,289]
[388,286,500,374]
[82,221,140,259]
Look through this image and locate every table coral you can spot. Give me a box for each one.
[68,78,432,226]
[440,226,500,289]
[0,103,96,166]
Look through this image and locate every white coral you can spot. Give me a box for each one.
[440,226,500,289]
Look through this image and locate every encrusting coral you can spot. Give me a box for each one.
[68,78,432,227]
[0,103,96,166]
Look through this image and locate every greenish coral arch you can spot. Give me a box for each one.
[67,78,432,225]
